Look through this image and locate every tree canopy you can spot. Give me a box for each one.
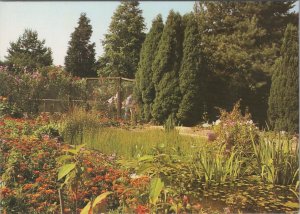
[151,10,183,123]
[134,14,164,121]
[6,29,53,72]
[99,0,145,78]
[65,13,96,77]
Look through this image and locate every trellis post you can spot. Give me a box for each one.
[117,77,122,119]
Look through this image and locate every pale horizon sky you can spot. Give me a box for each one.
[0,1,298,66]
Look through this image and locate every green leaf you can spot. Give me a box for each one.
[58,163,76,181]
[66,144,86,155]
[149,177,164,205]
[92,191,112,208]
[138,155,154,162]
[80,192,112,214]
[137,163,154,175]
[57,155,73,163]
[80,201,92,214]
[283,201,299,209]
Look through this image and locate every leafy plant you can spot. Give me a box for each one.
[214,101,259,152]
[251,132,299,185]
[57,144,89,212]
[192,144,243,185]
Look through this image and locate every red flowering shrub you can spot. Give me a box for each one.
[0,117,128,213]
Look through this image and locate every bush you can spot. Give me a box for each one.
[0,97,23,118]
[213,101,259,151]
[0,66,86,115]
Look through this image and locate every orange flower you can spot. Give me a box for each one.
[1,187,11,197]
[23,183,33,190]
[136,205,149,214]
[91,186,98,191]
[87,167,93,173]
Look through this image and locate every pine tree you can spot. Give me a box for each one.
[100,0,145,78]
[134,14,164,121]
[65,13,96,77]
[177,14,207,126]
[6,29,53,72]
[268,24,298,133]
[194,1,297,125]
[151,11,183,123]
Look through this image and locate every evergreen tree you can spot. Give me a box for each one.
[177,14,207,126]
[6,29,53,72]
[151,11,183,123]
[65,13,96,77]
[268,24,298,133]
[194,1,297,125]
[134,14,164,121]
[100,1,145,78]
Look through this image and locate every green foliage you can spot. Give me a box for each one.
[251,133,299,185]
[151,11,183,124]
[60,107,101,145]
[0,97,22,118]
[65,13,96,77]
[268,24,299,133]
[177,13,207,126]
[76,126,201,159]
[99,1,145,78]
[6,29,53,72]
[134,14,164,121]
[194,2,297,125]
[213,101,259,151]
[81,191,113,214]
[33,123,60,139]
[0,66,86,115]
[149,177,164,205]
[192,144,243,185]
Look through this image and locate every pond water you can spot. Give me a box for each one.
[188,177,299,213]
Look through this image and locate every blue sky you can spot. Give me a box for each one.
[0,1,298,66]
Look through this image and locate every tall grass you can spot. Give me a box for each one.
[59,107,101,145]
[83,128,204,159]
[251,132,299,185]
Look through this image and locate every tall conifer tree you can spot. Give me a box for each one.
[134,14,164,121]
[151,11,183,123]
[268,24,299,133]
[177,14,207,125]
[100,1,145,78]
[6,29,53,72]
[65,13,96,77]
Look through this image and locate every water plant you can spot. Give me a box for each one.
[192,144,243,186]
[251,132,299,185]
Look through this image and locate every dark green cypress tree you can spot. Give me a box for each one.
[134,14,164,121]
[268,24,299,133]
[151,11,183,124]
[65,13,96,77]
[177,14,206,126]
[100,0,145,78]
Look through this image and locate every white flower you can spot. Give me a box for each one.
[130,173,141,179]
[246,120,253,125]
[215,119,221,125]
[202,123,211,128]
[280,131,286,135]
